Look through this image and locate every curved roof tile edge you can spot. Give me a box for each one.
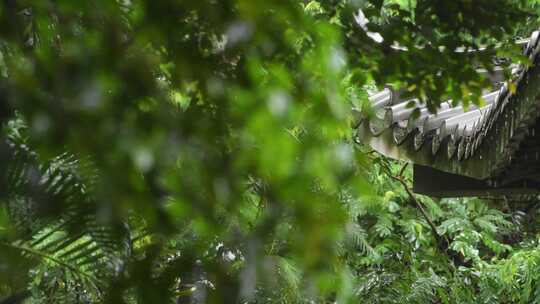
[356,30,540,181]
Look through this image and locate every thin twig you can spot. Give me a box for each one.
[398,162,408,177]
[379,161,447,247]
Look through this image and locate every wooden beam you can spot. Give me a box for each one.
[413,164,540,197]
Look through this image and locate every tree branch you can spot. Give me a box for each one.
[381,162,446,246]
[378,160,472,267]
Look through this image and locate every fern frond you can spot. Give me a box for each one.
[0,121,127,301]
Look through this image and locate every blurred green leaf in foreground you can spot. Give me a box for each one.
[1,0,540,303]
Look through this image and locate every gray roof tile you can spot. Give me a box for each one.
[356,30,540,180]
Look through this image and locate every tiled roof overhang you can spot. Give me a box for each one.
[355,31,540,184]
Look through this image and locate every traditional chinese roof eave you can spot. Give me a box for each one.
[355,30,540,184]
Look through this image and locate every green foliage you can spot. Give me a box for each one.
[0,120,125,302]
[0,0,539,303]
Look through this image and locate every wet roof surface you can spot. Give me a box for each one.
[355,30,540,182]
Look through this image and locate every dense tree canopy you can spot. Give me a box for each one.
[1,0,540,303]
